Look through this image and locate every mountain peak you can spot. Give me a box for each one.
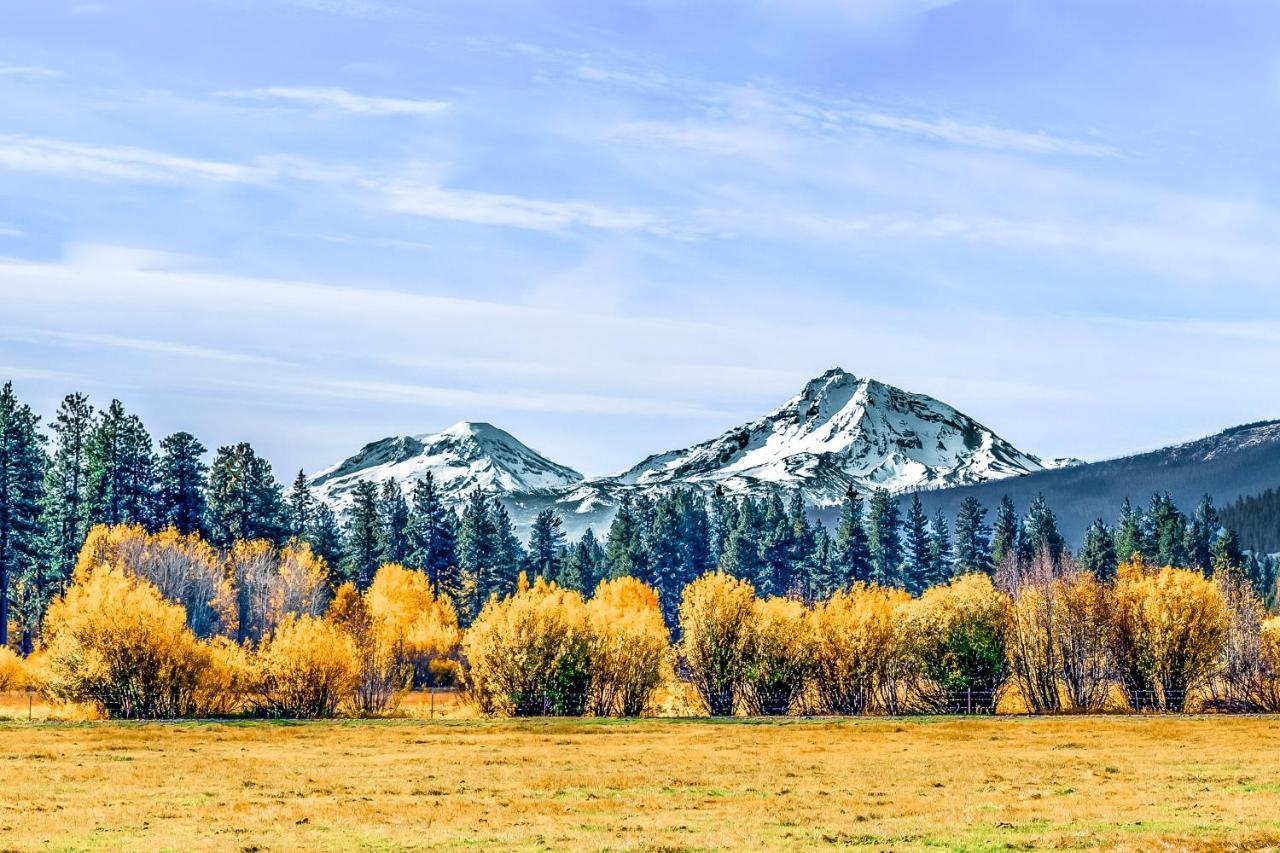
[609,370,1047,503]
[311,421,582,512]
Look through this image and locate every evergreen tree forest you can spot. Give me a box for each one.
[0,382,1276,650]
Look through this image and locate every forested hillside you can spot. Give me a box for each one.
[1221,487,1280,555]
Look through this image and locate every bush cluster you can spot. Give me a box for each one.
[16,525,1280,719]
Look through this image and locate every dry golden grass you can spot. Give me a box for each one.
[2,709,1280,851]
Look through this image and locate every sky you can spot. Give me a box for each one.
[2,0,1279,479]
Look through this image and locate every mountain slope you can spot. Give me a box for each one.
[310,421,582,512]
[859,419,1280,550]
[604,367,1052,504]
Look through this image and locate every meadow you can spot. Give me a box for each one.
[2,706,1279,851]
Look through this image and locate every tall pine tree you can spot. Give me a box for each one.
[953,496,992,575]
[406,473,459,600]
[990,496,1020,568]
[156,431,207,536]
[376,480,411,565]
[926,508,952,587]
[1078,518,1117,579]
[867,489,903,588]
[1024,494,1065,565]
[39,393,93,593]
[342,480,381,589]
[85,400,156,529]
[902,493,931,595]
[828,487,871,592]
[0,383,46,649]
[285,470,314,540]
[1114,498,1148,564]
[206,442,285,546]
[527,508,566,582]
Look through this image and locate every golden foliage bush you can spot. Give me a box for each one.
[0,646,29,692]
[366,563,461,687]
[742,596,813,715]
[252,614,359,718]
[230,540,331,645]
[74,524,234,639]
[1052,569,1115,711]
[1111,560,1228,711]
[463,575,593,716]
[901,573,1008,713]
[585,577,669,717]
[678,572,757,716]
[41,565,237,718]
[808,583,907,715]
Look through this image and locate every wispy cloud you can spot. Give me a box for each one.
[6,329,292,366]
[0,223,24,238]
[375,174,679,234]
[0,134,271,183]
[217,86,449,116]
[0,63,60,78]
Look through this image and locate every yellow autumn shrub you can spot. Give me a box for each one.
[366,563,461,686]
[900,573,1008,713]
[41,565,224,718]
[742,596,813,715]
[252,614,359,718]
[1111,560,1228,711]
[75,524,234,639]
[809,583,908,715]
[678,572,757,716]
[586,577,670,717]
[463,575,593,716]
[0,646,29,692]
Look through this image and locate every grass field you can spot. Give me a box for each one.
[3,711,1280,851]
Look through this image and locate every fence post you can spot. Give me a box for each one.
[967,687,972,715]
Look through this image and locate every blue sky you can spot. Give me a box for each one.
[2,0,1279,478]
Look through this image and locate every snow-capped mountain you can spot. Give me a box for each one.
[600,367,1054,504]
[310,421,582,512]
[309,369,1066,536]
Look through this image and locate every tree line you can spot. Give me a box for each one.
[0,383,1276,654]
[15,522,1280,720]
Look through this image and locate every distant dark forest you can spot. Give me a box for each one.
[1222,487,1280,555]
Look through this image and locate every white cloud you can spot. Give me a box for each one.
[375,174,676,234]
[5,330,292,366]
[0,223,24,238]
[217,86,449,116]
[0,134,271,184]
[0,64,60,78]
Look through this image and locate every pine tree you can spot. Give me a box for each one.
[708,486,736,568]
[285,470,313,540]
[1114,498,1148,563]
[902,493,931,595]
[953,496,992,575]
[603,495,645,581]
[206,442,285,546]
[1024,494,1065,565]
[867,488,903,588]
[156,431,208,536]
[926,508,952,587]
[306,502,345,580]
[1211,527,1243,576]
[39,393,93,593]
[1078,518,1117,579]
[1147,493,1189,567]
[527,508,566,582]
[456,490,498,620]
[719,496,765,588]
[565,528,603,594]
[990,496,1020,568]
[490,502,524,598]
[342,480,381,589]
[1186,494,1218,575]
[376,480,411,565]
[0,383,46,649]
[406,473,459,600]
[85,400,156,529]
[757,493,793,597]
[647,495,687,623]
[829,488,872,590]
[786,490,816,598]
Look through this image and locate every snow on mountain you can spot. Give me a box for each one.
[309,421,582,512]
[595,367,1051,505]
[308,369,1059,538]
